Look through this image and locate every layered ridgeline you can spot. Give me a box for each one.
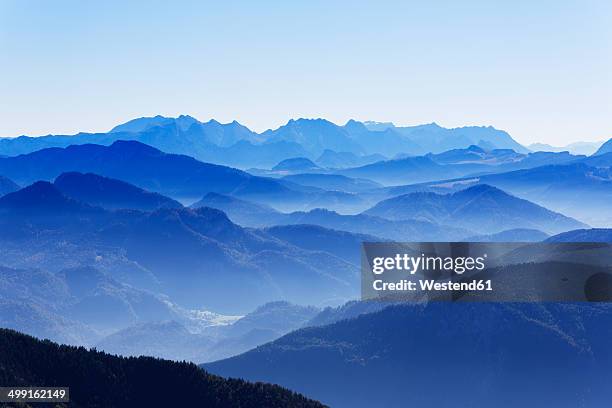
[546,228,612,242]
[205,303,612,408]
[384,155,612,226]
[364,184,586,235]
[0,264,174,345]
[0,328,325,408]
[0,181,359,312]
[96,301,320,363]
[192,192,471,241]
[251,145,584,189]
[54,172,182,211]
[0,253,324,362]
[0,175,19,196]
[528,141,604,156]
[0,141,366,212]
[0,115,528,168]
[336,146,583,185]
[192,185,584,239]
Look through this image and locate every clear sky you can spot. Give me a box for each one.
[0,0,610,145]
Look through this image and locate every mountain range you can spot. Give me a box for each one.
[0,264,174,345]
[280,173,382,193]
[0,181,359,312]
[0,250,327,361]
[335,146,584,185]
[0,115,529,169]
[54,172,182,211]
[365,184,587,234]
[465,228,549,242]
[546,228,612,242]
[315,149,386,168]
[2,113,611,406]
[0,141,288,200]
[383,159,612,226]
[0,140,368,212]
[96,301,320,363]
[528,140,604,155]
[192,193,471,242]
[360,121,529,153]
[205,302,612,408]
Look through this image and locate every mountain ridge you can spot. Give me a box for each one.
[0,115,528,168]
[0,328,325,408]
[205,302,612,408]
[365,184,587,234]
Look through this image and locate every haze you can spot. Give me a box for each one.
[0,0,610,145]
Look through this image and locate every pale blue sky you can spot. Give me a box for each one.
[0,0,610,145]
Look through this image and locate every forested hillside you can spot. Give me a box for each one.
[0,328,325,408]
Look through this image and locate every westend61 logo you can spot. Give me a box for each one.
[361,242,612,303]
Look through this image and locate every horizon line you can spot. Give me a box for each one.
[1,114,606,147]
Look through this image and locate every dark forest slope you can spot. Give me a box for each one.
[0,328,325,408]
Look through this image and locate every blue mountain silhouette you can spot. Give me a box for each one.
[384,160,612,226]
[0,141,368,212]
[465,228,549,242]
[193,192,471,240]
[0,181,100,217]
[315,149,386,168]
[272,157,320,172]
[336,148,583,185]
[0,175,19,196]
[263,118,365,157]
[0,141,294,199]
[339,155,454,185]
[281,173,381,193]
[546,228,612,242]
[205,303,612,408]
[365,184,586,234]
[0,115,529,168]
[0,183,358,311]
[54,172,182,210]
[594,138,612,156]
[361,121,529,153]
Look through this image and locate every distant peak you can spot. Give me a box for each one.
[200,192,237,203]
[344,119,368,130]
[362,121,395,131]
[458,184,503,195]
[252,300,293,312]
[20,180,56,193]
[420,122,442,129]
[466,144,486,152]
[109,114,201,133]
[307,208,337,215]
[0,180,96,213]
[109,140,162,154]
[594,138,612,156]
[272,157,319,171]
[292,118,333,125]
